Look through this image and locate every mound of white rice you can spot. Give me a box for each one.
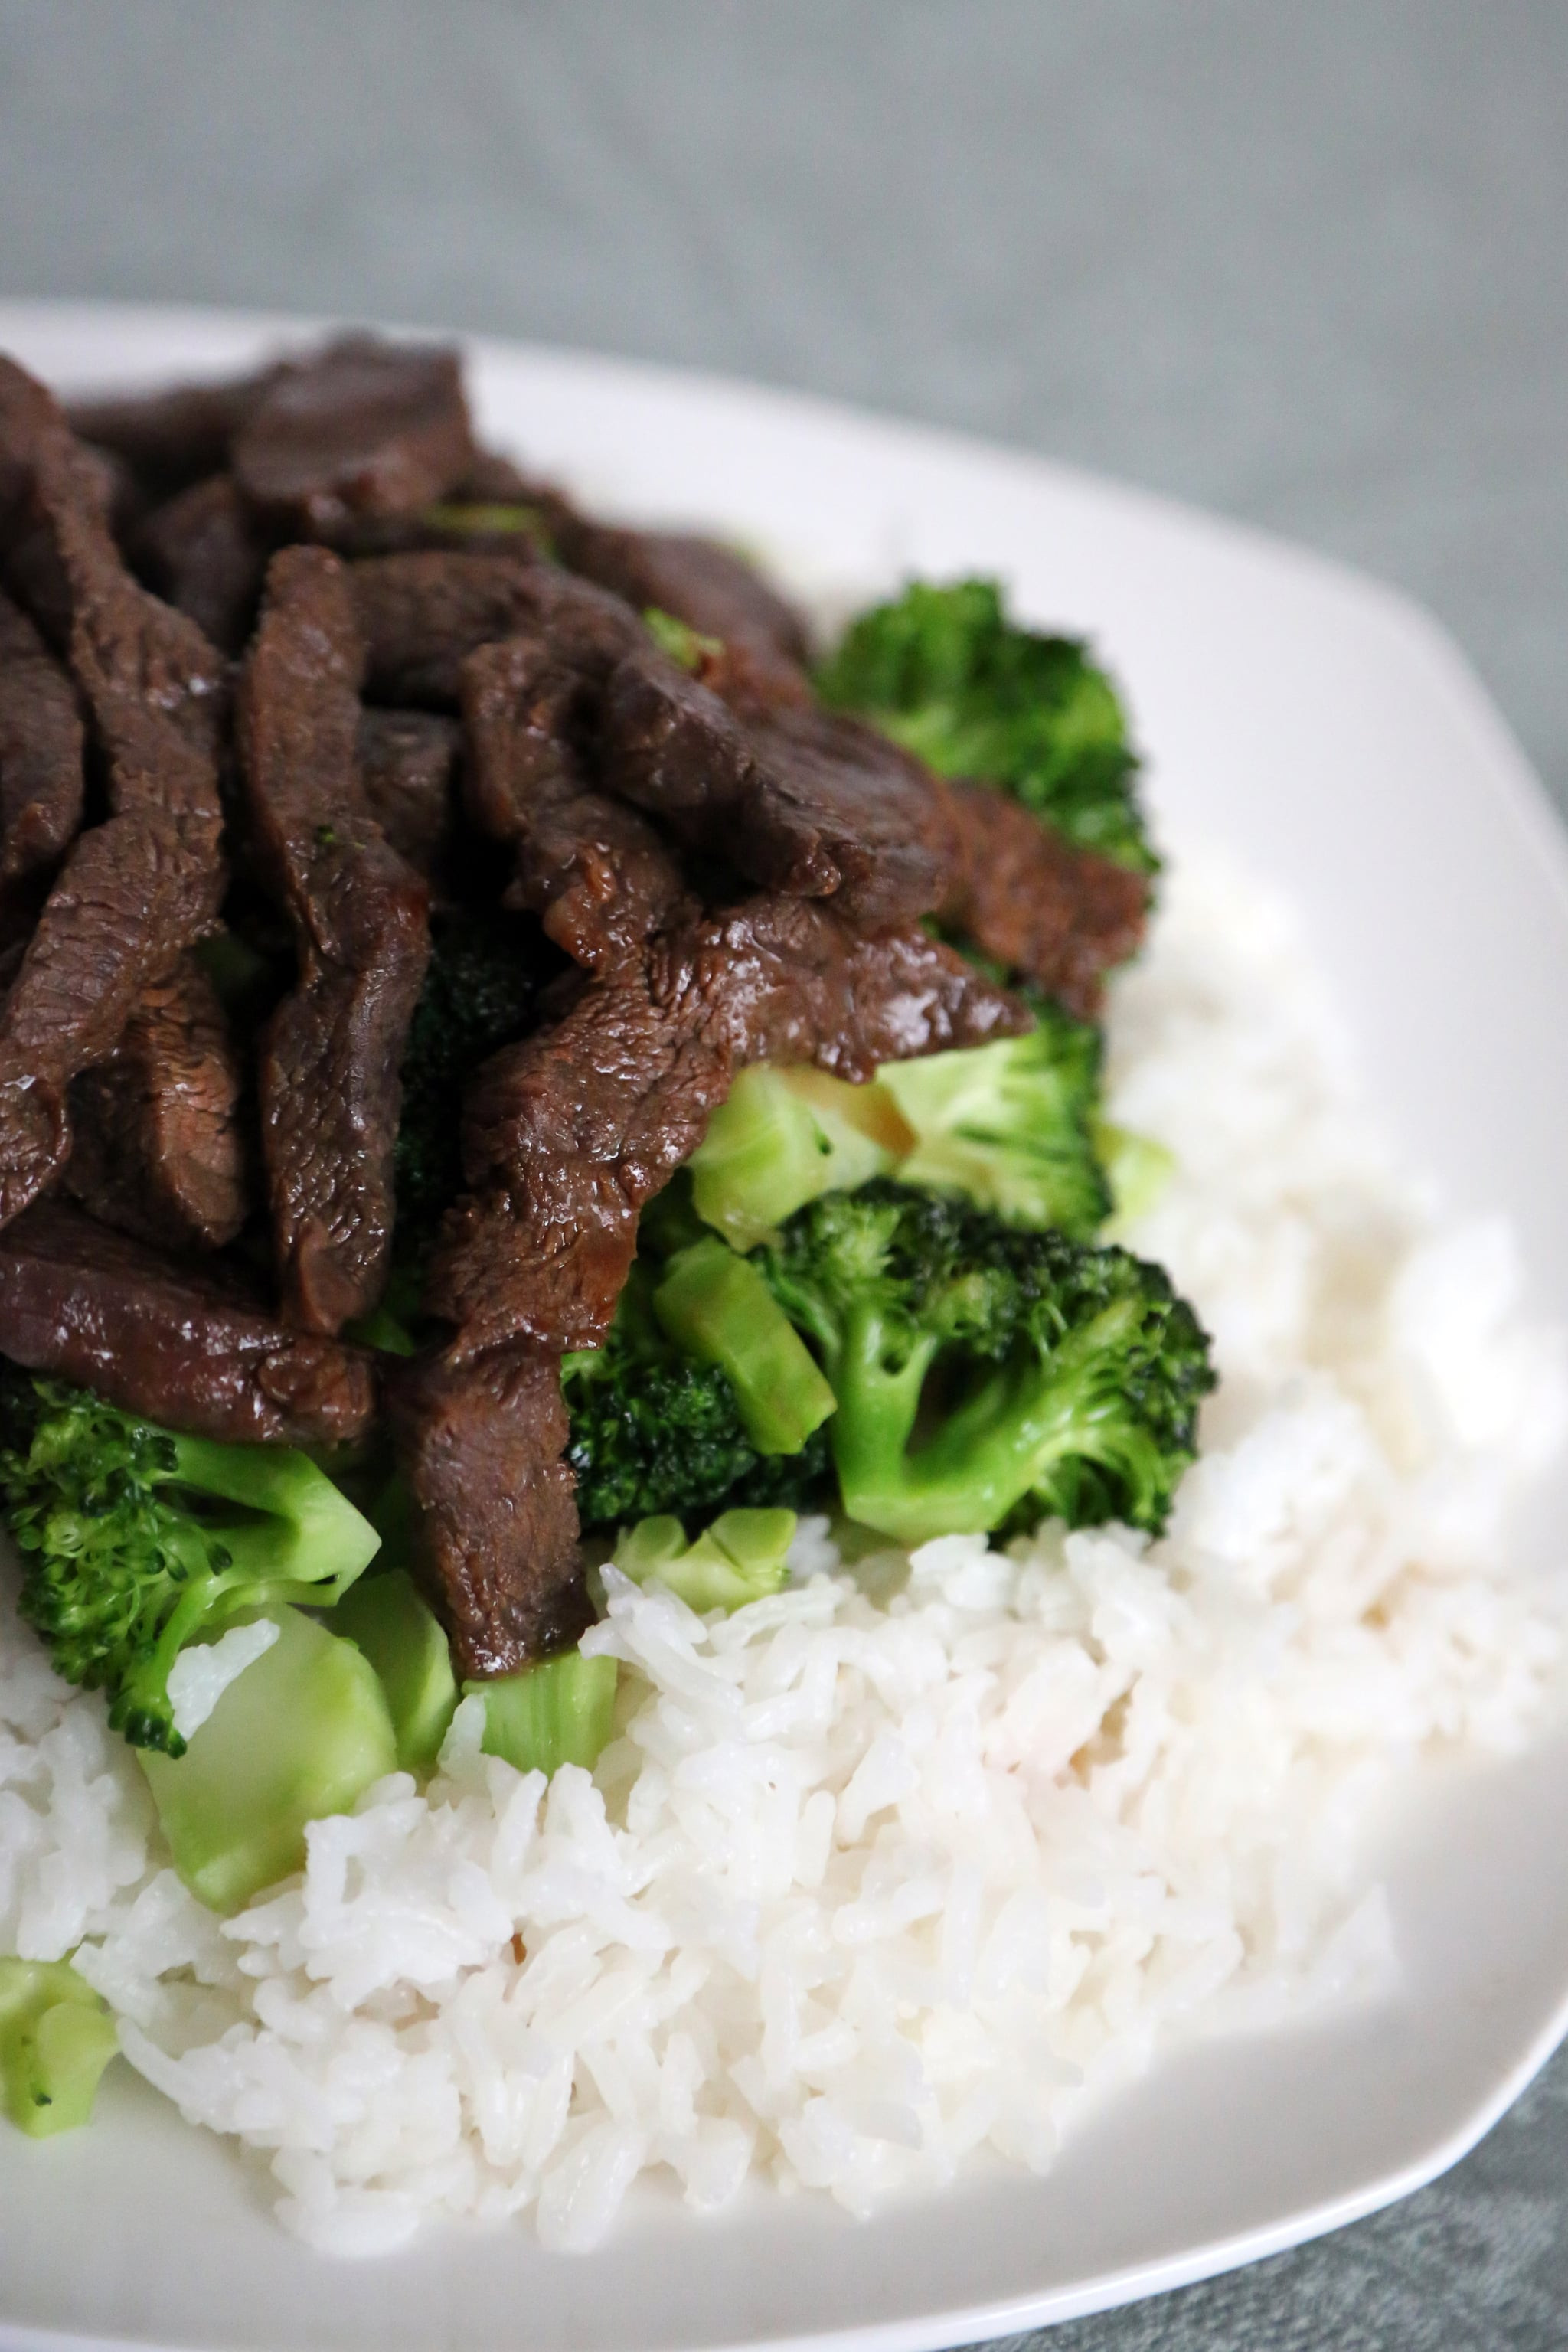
[2,848,1564,2257]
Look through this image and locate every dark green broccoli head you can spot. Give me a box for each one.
[0,1372,380,1755]
[395,908,564,1260]
[561,1266,831,1532]
[756,1180,1213,1545]
[818,577,1155,875]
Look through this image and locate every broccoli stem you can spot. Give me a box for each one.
[333,1569,457,1777]
[833,1295,1150,1542]
[613,1508,796,1612]
[653,1236,836,1455]
[0,1958,119,2139]
[468,1651,619,1777]
[139,1607,397,1913]
[688,1065,900,1250]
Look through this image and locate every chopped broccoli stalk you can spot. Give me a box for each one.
[643,606,723,669]
[877,1002,1112,1238]
[653,1237,837,1455]
[0,1374,382,1757]
[395,907,564,1262]
[563,1264,833,1530]
[613,1508,795,1612]
[469,1650,619,1777]
[688,1064,904,1250]
[0,1958,119,2138]
[818,577,1155,875]
[1093,1119,1178,1229]
[333,1569,457,1777]
[344,1299,417,1357]
[420,501,555,555]
[139,1607,397,1913]
[756,1180,1214,1545]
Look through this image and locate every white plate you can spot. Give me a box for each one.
[3,301,1568,2352]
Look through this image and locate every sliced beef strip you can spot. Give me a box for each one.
[356,708,462,883]
[460,634,693,969]
[0,586,84,920]
[131,473,269,656]
[64,949,247,1253]
[937,779,1149,1020]
[426,896,1028,1358]
[560,521,812,671]
[65,362,283,500]
[233,336,478,536]
[387,1343,593,1681]
[599,645,947,928]
[351,550,641,708]
[0,1198,374,1445]
[0,358,227,1231]
[240,545,430,1333]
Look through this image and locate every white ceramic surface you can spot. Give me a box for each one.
[2,302,1567,2352]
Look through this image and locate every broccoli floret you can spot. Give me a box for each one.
[877,998,1112,1238]
[0,1373,381,1756]
[818,577,1155,875]
[563,1263,831,1531]
[756,1180,1213,1546]
[394,907,564,1261]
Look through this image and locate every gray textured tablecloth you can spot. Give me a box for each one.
[2,3,1566,2343]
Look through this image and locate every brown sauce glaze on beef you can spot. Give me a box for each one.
[233,337,478,537]
[599,646,948,929]
[0,586,84,925]
[65,363,283,501]
[355,708,462,886]
[460,634,694,970]
[240,545,430,1333]
[387,1344,593,1681]
[426,896,1028,1360]
[351,551,642,710]
[937,780,1149,1020]
[561,522,812,671]
[64,949,247,1253]
[0,358,227,1230]
[132,474,270,656]
[0,1199,374,1445]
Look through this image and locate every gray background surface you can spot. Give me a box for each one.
[2,2,1566,2344]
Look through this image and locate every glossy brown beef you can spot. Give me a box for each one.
[65,950,247,1253]
[132,473,269,655]
[388,1344,593,1680]
[563,521,812,669]
[0,1200,375,1445]
[233,337,477,534]
[426,895,1028,1358]
[599,646,947,929]
[0,357,227,1230]
[0,585,84,919]
[65,363,282,498]
[240,546,430,1333]
[355,708,462,883]
[352,550,642,708]
[460,634,693,969]
[938,780,1150,1019]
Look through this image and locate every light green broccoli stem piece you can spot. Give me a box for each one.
[468,1651,619,1778]
[0,1958,119,2139]
[613,1507,796,1612]
[653,1236,836,1455]
[334,1569,458,1778]
[688,1063,900,1250]
[1093,1118,1178,1230]
[140,1607,397,1913]
[642,606,723,670]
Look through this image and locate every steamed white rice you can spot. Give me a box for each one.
[2,846,1564,2257]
